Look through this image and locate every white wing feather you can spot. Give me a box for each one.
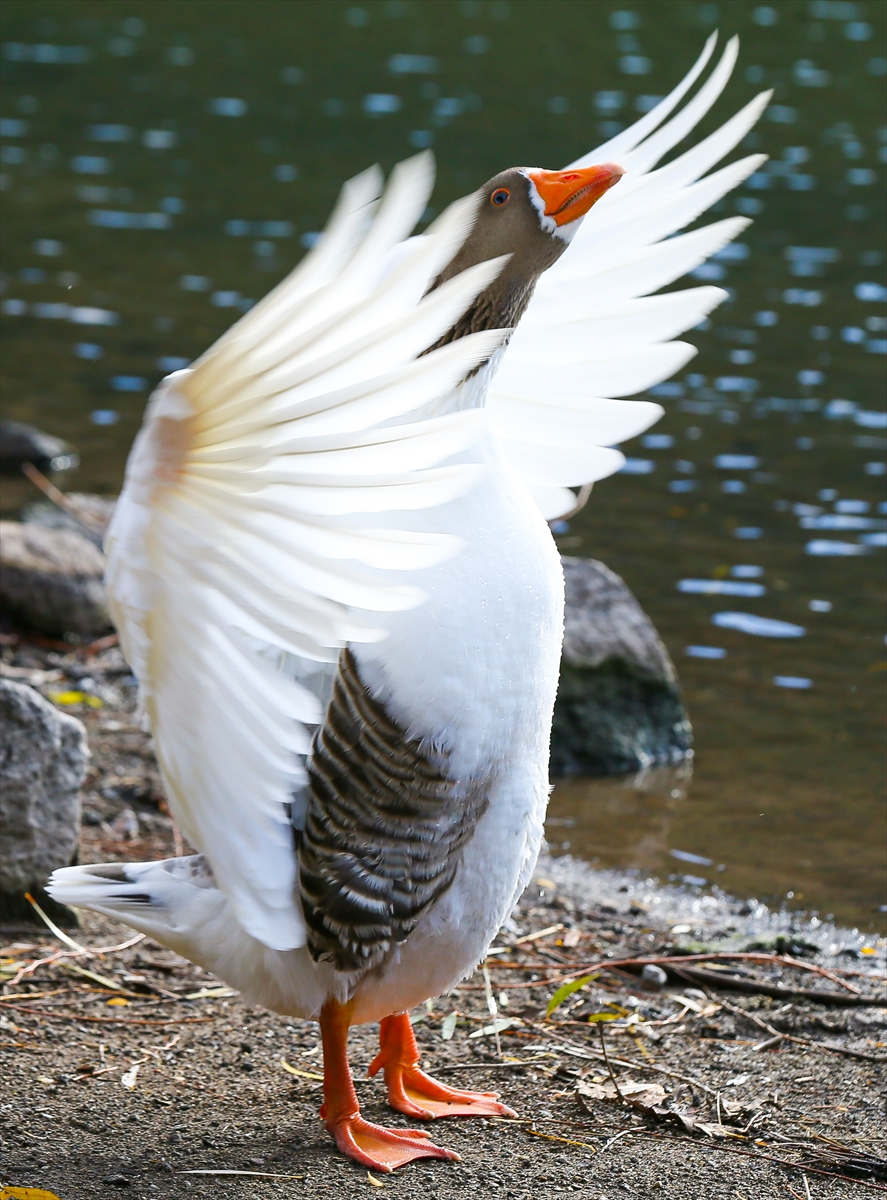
[105,154,510,952]
[105,38,768,949]
[491,36,770,518]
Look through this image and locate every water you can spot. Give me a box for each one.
[1,0,884,930]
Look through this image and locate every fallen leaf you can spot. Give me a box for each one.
[440,1012,458,1041]
[671,1108,705,1134]
[577,1078,728,1138]
[719,1096,762,1120]
[468,1018,515,1040]
[48,690,103,708]
[695,1122,733,1138]
[562,928,581,948]
[546,973,599,1018]
[577,1079,667,1111]
[0,1188,65,1199]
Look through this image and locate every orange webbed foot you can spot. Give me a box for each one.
[370,1012,518,1121]
[387,1065,517,1120]
[328,1113,460,1172]
[320,999,462,1172]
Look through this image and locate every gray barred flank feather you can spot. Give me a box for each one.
[299,648,489,972]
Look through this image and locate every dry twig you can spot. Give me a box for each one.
[711,994,887,1063]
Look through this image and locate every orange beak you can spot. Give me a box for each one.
[526,162,625,226]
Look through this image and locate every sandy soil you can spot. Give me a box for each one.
[1,640,886,1200]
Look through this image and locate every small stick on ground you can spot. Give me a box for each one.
[713,993,887,1063]
[20,461,107,533]
[597,1024,624,1104]
[481,964,502,1058]
[550,953,867,999]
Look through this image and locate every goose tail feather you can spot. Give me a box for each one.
[47,856,333,1016]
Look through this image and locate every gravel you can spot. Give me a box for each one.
[1,638,885,1199]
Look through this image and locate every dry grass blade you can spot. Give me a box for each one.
[525,1127,599,1153]
[179,1170,305,1178]
[20,460,108,533]
[23,893,84,952]
[596,1023,624,1103]
[3,926,146,988]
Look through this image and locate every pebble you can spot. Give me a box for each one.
[641,964,668,991]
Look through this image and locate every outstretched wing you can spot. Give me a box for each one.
[105,153,511,952]
[490,34,772,519]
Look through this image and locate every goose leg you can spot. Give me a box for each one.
[319,999,460,1172]
[369,1012,517,1120]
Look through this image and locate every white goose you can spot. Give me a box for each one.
[50,37,768,1172]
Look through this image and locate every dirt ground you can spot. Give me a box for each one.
[1,640,886,1200]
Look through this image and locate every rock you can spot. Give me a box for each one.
[0,419,77,475]
[551,557,692,777]
[641,964,668,991]
[21,493,117,549]
[0,520,111,638]
[0,679,88,927]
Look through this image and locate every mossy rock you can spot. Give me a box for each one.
[552,656,691,777]
[551,557,692,778]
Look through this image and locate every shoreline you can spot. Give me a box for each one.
[1,636,885,1198]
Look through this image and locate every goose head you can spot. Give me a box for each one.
[429,162,624,340]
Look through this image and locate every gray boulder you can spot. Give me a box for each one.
[0,519,111,638]
[0,679,88,926]
[551,557,692,777]
[21,493,116,550]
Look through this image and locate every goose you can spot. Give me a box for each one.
[49,36,768,1173]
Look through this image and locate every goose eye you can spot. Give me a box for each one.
[490,188,510,206]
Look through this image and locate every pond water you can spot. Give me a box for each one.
[1,0,884,930]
